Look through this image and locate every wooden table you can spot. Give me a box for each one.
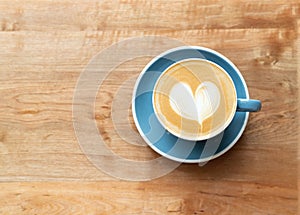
[0,1,298,214]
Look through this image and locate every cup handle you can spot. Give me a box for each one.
[237,99,261,112]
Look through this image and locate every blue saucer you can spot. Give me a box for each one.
[132,46,249,163]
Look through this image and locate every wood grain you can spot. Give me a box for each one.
[0,181,296,214]
[0,0,298,31]
[0,0,298,214]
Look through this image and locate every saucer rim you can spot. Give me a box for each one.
[132,46,250,163]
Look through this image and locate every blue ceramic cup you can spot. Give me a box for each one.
[132,46,261,162]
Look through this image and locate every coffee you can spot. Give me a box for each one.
[153,59,237,140]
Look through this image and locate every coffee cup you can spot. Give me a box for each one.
[152,51,261,141]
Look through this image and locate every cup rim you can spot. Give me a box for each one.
[152,58,238,141]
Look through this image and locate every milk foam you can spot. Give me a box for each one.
[169,81,220,124]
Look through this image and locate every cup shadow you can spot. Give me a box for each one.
[175,134,249,180]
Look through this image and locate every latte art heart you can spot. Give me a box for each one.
[169,81,221,124]
[153,59,237,140]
